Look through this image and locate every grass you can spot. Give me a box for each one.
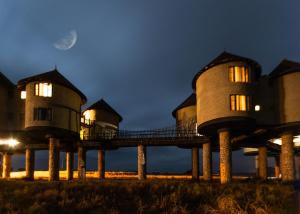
[0,180,296,213]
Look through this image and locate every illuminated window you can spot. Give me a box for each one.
[229,66,250,83]
[35,83,52,97]
[230,95,251,111]
[34,108,52,121]
[21,91,26,99]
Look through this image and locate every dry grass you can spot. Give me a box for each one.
[10,170,249,181]
[0,180,295,213]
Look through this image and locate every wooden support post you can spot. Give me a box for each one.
[25,148,35,180]
[281,133,295,182]
[137,145,146,180]
[274,156,280,178]
[49,138,60,181]
[192,147,199,180]
[258,147,267,180]
[78,146,86,181]
[203,142,212,181]
[98,149,105,179]
[3,153,11,179]
[219,128,231,184]
[66,152,74,181]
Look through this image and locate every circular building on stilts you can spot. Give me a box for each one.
[192,51,262,183]
[81,99,122,179]
[17,69,87,181]
[172,93,202,180]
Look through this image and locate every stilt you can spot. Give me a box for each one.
[219,128,231,184]
[0,153,3,178]
[274,156,280,178]
[137,145,146,180]
[49,138,60,181]
[203,142,212,181]
[98,149,105,179]
[191,147,199,180]
[25,148,35,180]
[78,146,86,180]
[66,151,74,181]
[281,133,295,182]
[255,156,259,177]
[3,153,11,179]
[258,147,267,180]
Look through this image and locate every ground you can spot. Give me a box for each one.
[0,179,296,213]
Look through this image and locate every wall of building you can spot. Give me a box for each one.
[25,82,82,133]
[195,62,257,126]
[253,75,276,126]
[273,71,300,125]
[175,105,196,130]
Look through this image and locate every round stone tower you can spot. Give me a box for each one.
[18,69,87,181]
[192,51,261,183]
[18,69,87,140]
[270,59,300,181]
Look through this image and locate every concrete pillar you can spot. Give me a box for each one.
[0,153,3,178]
[48,138,60,181]
[25,148,35,180]
[66,152,74,181]
[258,147,267,180]
[137,145,146,180]
[219,129,231,184]
[98,149,105,179]
[281,133,295,182]
[191,147,199,180]
[255,156,259,177]
[203,142,212,181]
[3,153,11,179]
[78,146,86,180]
[274,156,280,178]
[297,156,300,179]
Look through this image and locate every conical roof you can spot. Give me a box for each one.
[192,51,261,89]
[86,99,123,122]
[0,72,15,88]
[18,69,87,103]
[270,59,300,78]
[172,93,196,118]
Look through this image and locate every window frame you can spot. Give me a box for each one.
[228,66,250,83]
[34,82,53,97]
[230,94,251,112]
[33,107,53,121]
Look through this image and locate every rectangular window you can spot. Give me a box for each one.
[230,95,251,111]
[34,108,52,121]
[229,66,250,83]
[35,83,52,97]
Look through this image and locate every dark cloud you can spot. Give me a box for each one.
[3,0,300,174]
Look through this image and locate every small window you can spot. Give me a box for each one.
[34,108,52,121]
[21,91,26,99]
[230,95,251,111]
[35,83,52,97]
[229,66,250,83]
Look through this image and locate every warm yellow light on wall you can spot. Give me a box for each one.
[0,138,20,147]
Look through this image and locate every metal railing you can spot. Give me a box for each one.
[81,122,200,141]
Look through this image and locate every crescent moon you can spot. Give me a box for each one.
[54,30,77,50]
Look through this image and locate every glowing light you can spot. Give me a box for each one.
[255,105,260,111]
[0,139,20,147]
[269,135,300,147]
[21,91,26,99]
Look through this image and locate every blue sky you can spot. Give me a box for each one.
[2,0,300,173]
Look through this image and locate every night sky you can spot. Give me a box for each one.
[1,0,300,174]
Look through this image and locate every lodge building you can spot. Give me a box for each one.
[0,51,300,183]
